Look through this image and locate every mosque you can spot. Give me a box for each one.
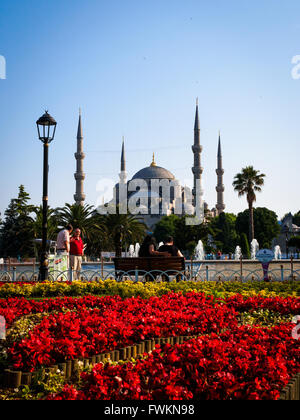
[73,103,226,229]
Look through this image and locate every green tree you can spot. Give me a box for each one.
[153,215,180,243]
[57,203,96,235]
[233,166,266,242]
[288,236,300,252]
[208,213,238,253]
[293,211,300,227]
[173,216,209,253]
[240,232,251,259]
[102,209,146,257]
[0,186,35,258]
[236,207,280,249]
[32,206,59,241]
[56,203,106,258]
[0,199,19,257]
[186,241,197,259]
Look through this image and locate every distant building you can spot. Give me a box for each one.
[272,213,300,253]
[104,102,226,229]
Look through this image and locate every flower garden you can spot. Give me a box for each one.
[0,280,299,400]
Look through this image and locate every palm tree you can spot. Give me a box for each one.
[56,204,105,248]
[233,166,265,242]
[32,206,59,241]
[102,209,146,257]
[56,203,146,258]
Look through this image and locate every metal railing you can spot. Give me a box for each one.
[0,266,299,283]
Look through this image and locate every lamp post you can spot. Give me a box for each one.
[36,111,57,281]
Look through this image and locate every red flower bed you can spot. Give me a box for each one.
[47,324,300,400]
[1,293,299,328]
[1,292,299,399]
[225,294,300,315]
[0,295,123,327]
[7,293,238,371]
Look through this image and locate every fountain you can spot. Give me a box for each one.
[194,240,205,260]
[158,242,164,249]
[251,239,259,260]
[134,243,140,258]
[129,245,135,258]
[274,245,282,260]
[234,246,242,260]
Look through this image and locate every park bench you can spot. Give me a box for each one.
[113,257,186,281]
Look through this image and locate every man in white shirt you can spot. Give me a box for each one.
[56,224,73,255]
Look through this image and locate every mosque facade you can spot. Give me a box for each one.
[74,103,226,229]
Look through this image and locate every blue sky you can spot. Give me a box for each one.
[0,0,299,219]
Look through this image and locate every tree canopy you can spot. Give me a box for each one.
[236,207,280,249]
[293,211,300,227]
[0,186,36,257]
[208,213,238,254]
[288,236,300,251]
[154,215,209,253]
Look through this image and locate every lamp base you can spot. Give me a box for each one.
[39,252,49,281]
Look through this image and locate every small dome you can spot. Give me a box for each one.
[132,165,175,180]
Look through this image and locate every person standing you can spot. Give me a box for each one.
[56,224,73,254]
[56,224,73,268]
[70,228,84,280]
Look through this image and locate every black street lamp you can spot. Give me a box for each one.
[36,111,57,281]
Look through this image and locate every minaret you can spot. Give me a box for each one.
[192,98,203,206]
[216,131,225,215]
[74,109,86,206]
[119,137,127,184]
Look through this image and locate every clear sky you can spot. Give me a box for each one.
[0,0,299,220]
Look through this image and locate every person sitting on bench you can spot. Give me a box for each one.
[139,235,168,257]
[139,235,168,282]
[158,236,184,282]
[158,236,184,257]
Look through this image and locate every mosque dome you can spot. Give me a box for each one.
[132,153,175,181]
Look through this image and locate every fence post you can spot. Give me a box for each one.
[291,256,294,280]
[206,266,209,282]
[240,256,243,282]
[135,266,138,283]
[281,265,284,282]
[12,267,16,282]
[69,266,73,283]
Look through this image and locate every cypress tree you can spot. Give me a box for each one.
[240,232,250,259]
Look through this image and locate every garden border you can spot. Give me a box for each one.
[1,335,192,389]
[1,333,299,400]
[279,373,300,400]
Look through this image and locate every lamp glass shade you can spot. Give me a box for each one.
[36,111,57,143]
